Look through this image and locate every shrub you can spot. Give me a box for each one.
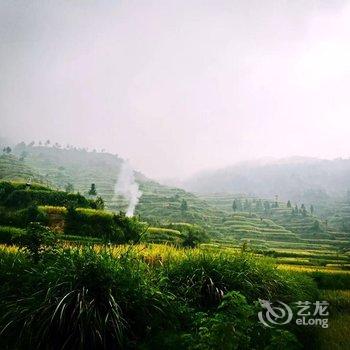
[64,208,145,243]
[0,205,48,228]
[4,189,94,208]
[17,222,56,263]
[113,212,146,243]
[0,226,25,244]
[64,206,116,240]
[182,292,301,350]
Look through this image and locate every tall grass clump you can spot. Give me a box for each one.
[0,244,320,349]
[162,252,318,307]
[0,247,178,349]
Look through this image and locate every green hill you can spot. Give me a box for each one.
[0,154,46,184]
[1,144,349,252]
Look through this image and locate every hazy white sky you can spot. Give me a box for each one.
[1,0,350,179]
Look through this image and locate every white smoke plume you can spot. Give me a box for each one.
[114,161,142,217]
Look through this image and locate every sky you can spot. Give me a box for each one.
[1,0,350,179]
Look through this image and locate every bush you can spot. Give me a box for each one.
[64,208,145,243]
[0,205,48,228]
[113,212,145,243]
[17,222,56,263]
[4,189,94,208]
[64,206,116,240]
[0,225,25,244]
[182,292,301,350]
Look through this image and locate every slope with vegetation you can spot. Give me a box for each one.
[2,144,350,253]
[0,143,349,348]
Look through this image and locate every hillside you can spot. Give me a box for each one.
[1,145,349,252]
[0,154,46,183]
[182,157,350,204]
[199,193,350,251]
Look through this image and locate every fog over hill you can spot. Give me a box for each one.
[180,157,350,203]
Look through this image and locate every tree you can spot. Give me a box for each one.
[301,204,307,217]
[312,220,320,232]
[113,212,144,243]
[180,199,188,212]
[65,183,74,193]
[232,200,237,212]
[2,146,11,154]
[95,196,105,210]
[236,199,242,211]
[19,150,28,161]
[243,199,251,211]
[182,226,206,248]
[287,200,292,208]
[255,199,263,211]
[17,223,56,263]
[45,140,50,146]
[294,205,299,214]
[263,201,270,212]
[88,183,97,196]
[310,205,314,215]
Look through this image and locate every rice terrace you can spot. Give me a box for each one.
[1,1,350,349]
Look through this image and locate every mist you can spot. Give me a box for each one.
[1,0,350,179]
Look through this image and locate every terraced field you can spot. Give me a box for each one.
[2,147,350,254]
[199,193,350,253]
[0,154,46,183]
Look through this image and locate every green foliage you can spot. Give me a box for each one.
[0,246,319,350]
[183,292,301,350]
[88,183,97,196]
[95,196,105,209]
[113,212,145,243]
[180,199,188,212]
[163,253,318,308]
[310,271,350,290]
[17,222,56,263]
[2,146,12,154]
[64,206,115,239]
[4,189,94,208]
[0,204,48,228]
[64,208,145,243]
[0,248,177,349]
[232,200,237,212]
[0,225,25,244]
[182,225,207,248]
[143,227,183,245]
[65,182,74,193]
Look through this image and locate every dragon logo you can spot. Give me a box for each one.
[258,299,293,327]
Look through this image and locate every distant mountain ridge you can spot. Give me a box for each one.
[182,157,350,203]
